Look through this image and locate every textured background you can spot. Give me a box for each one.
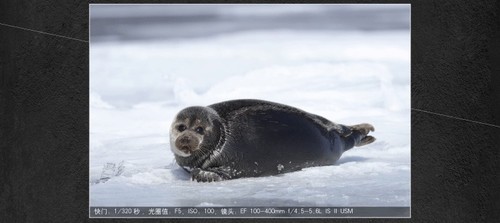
[1,0,499,223]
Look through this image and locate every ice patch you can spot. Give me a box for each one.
[90,30,410,207]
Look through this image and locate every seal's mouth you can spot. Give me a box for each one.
[176,135,199,149]
[181,146,191,153]
[172,146,192,157]
[171,132,201,157]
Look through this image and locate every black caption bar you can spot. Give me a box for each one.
[90,207,410,218]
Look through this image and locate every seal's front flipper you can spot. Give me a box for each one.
[191,168,223,182]
[191,167,232,182]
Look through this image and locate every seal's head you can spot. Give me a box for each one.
[169,106,222,159]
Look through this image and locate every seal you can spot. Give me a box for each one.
[169,99,375,182]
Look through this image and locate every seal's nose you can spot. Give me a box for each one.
[179,136,191,145]
[175,133,200,154]
[176,135,194,152]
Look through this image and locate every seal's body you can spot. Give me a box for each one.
[170,99,375,182]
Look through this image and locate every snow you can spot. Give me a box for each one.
[90,29,410,207]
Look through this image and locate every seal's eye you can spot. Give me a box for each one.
[195,127,204,134]
[177,124,186,132]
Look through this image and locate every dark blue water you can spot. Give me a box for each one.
[90,4,410,42]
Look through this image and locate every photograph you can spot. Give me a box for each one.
[89,4,410,216]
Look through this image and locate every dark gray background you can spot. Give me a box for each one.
[1,0,500,222]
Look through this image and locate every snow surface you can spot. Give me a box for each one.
[90,30,410,207]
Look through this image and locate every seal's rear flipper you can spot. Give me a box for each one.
[356,135,376,147]
[350,123,375,135]
[342,123,376,149]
